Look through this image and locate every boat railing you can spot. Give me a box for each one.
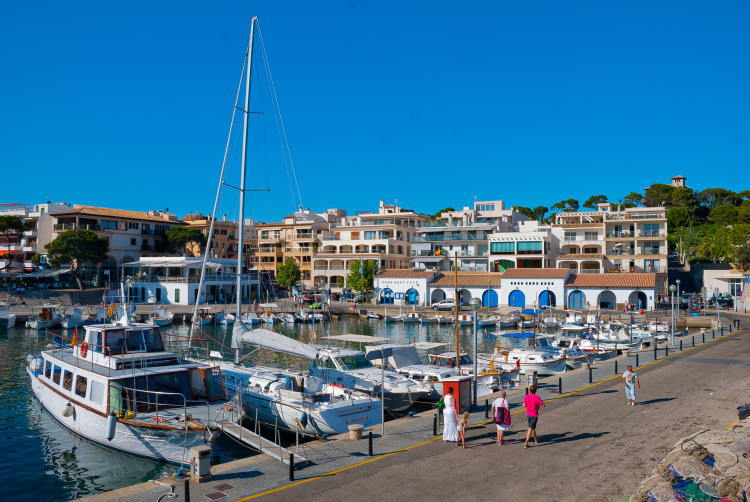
[115,385,215,429]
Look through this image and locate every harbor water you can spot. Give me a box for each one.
[0,315,498,501]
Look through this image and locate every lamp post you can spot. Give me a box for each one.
[675,279,681,316]
[714,287,720,330]
[669,284,676,347]
[469,297,482,406]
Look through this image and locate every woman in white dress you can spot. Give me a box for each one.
[491,390,511,445]
[442,388,459,444]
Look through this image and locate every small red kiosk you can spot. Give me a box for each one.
[441,375,473,413]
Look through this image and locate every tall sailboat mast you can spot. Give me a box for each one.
[235,16,258,364]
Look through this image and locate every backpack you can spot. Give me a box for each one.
[494,400,508,424]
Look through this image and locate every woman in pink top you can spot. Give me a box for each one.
[522,385,545,448]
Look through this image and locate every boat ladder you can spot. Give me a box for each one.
[216,420,306,465]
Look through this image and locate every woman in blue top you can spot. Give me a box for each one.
[622,365,640,406]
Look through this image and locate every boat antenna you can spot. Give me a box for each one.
[235,16,258,364]
[454,252,460,371]
[187,38,249,351]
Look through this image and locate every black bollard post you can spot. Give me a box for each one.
[525,387,529,395]
[703,331,706,343]
[558,377,562,394]
[289,453,295,481]
[680,340,683,351]
[636,353,640,367]
[432,413,437,436]
[184,479,190,502]
[368,430,373,456]
[614,360,618,375]
[654,345,657,360]
[484,399,489,419]
[588,366,593,383]
[721,326,724,336]
[666,345,669,356]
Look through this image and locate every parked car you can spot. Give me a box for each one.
[431,299,456,311]
[708,296,734,309]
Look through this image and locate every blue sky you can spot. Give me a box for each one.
[2,1,748,222]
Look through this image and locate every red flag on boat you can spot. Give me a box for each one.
[71,327,78,346]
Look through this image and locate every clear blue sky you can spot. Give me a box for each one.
[2,1,748,222]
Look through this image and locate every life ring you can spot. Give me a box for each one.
[80,342,88,358]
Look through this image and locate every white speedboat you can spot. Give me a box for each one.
[149,306,174,327]
[419,315,438,324]
[437,316,453,325]
[648,321,669,333]
[366,312,383,320]
[427,351,513,395]
[457,313,474,326]
[402,312,420,324]
[260,312,276,324]
[478,348,567,375]
[220,326,381,436]
[216,311,236,326]
[241,312,261,325]
[25,304,63,329]
[277,313,295,324]
[477,316,499,328]
[193,308,212,326]
[27,301,227,466]
[0,301,17,329]
[366,344,456,399]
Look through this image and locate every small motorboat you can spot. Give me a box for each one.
[419,316,438,324]
[402,312,420,324]
[260,312,276,324]
[241,312,260,325]
[277,313,295,324]
[366,312,383,320]
[216,311,236,326]
[437,316,453,325]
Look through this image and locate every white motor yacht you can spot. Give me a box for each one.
[0,301,17,329]
[149,306,174,327]
[25,304,63,329]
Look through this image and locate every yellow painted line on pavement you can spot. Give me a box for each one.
[239,327,744,500]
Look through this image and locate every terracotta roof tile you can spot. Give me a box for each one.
[429,272,502,287]
[500,268,570,279]
[566,273,656,288]
[52,205,183,224]
[376,269,435,278]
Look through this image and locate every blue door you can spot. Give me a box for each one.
[482,289,498,307]
[539,290,556,308]
[508,290,525,308]
[381,288,394,304]
[406,288,419,305]
[568,290,586,309]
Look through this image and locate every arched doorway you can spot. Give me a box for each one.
[628,290,648,309]
[458,289,472,305]
[482,289,498,307]
[405,288,419,305]
[431,289,446,303]
[380,288,394,304]
[598,290,616,310]
[568,290,587,309]
[508,290,525,308]
[539,290,556,308]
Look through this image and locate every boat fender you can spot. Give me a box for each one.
[106,412,117,441]
[80,342,88,358]
[62,402,75,418]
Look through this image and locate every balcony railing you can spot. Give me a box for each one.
[606,231,633,238]
[413,234,486,242]
[638,231,664,237]
[579,269,602,274]
[54,223,101,231]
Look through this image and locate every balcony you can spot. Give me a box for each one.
[54,223,101,232]
[413,234,486,242]
[23,230,37,236]
[579,269,602,274]
[638,230,664,237]
[605,231,634,238]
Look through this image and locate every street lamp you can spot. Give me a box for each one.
[469,297,482,406]
[714,287,721,329]
[675,279,681,316]
[669,284,676,347]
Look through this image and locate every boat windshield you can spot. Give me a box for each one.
[339,354,373,370]
[105,328,164,355]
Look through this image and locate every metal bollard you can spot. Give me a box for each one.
[666,345,669,356]
[368,430,373,456]
[680,340,683,351]
[558,377,562,394]
[692,336,695,347]
[588,366,593,383]
[654,345,658,360]
[433,413,438,436]
[703,331,706,343]
[614,360,618,375]
[184,479,190,502]
[525,386,529,395]
[636,353,639,367]
[721,326,724,336]
[484,399,489,419]
[289,453,295,481]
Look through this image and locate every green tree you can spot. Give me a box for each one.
[513,206,535,220]
[644,184,675,207]
[0,215,25,270]
[551,199,579,212]
[531,206,548,222]
[583,195,608,209]
[275,257,301,290]
[165,227,206,256]
[738,190,750,201]
[45,229,109,289]
[430,207,455,219]
[623,192,644,206]
[671,187,697,208]
[735,243,750,272]
[347,260,377,293]
[696,227,734,263]
[737,201,750,224]
[708,204,739,226]
[698,188,739,208]
[667,206,692,229]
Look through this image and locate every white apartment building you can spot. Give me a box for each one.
[313,201,427,292]
[411,200,527,272]
[0,202,70,273]
[553,203,668,293]
[487,220,559,273]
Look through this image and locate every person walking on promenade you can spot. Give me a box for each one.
[622,365,640,406]
[441,387,459,444]
[491,391,511,445]
[457,412,469,448]
[523,385,544,448]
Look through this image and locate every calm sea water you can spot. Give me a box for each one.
[0,316,499,501]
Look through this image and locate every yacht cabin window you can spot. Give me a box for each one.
[75,376,87,398]
[339,354,373,370]
[52,365,61,385]
[62,370,73,391]
[44,361,52,379]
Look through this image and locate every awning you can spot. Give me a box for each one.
[324,334,389,344]
[410,256,444,263]
[231,326,320,360]
[15,268,72,278]
[120,260,224,269]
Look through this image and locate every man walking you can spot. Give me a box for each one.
[523,385,545,448]
[622,365,640,406]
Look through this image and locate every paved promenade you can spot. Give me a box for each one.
[77,318,746,502]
